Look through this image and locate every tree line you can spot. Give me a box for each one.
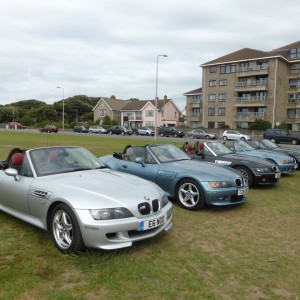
[0,95,100,128]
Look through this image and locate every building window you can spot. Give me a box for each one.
[145,121,154,127]
[146,110,154,117]
[220,64,236,74]
[209,80,217,87]
[192,108,201,116]
[208,121,215,128]
[209,65,217,73]
[290,63,300,73]
[209,94,216,101]
[219,93,226,101]
[208,108,215,116]
[219,79,227,86]
[289,79,300,88]
[218,108,226,116]
[290,48,300,59]
[218,122,225,128]
[99,109,107,117]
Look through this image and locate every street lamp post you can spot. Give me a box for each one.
[154,54,168,140]
[57,86,64,130]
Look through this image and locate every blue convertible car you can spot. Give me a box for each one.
[100,144,248,211]
[224,140,297,174]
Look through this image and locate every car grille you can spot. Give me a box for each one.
[138,199,160,215]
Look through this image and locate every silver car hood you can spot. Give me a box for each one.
[32,169,164,209]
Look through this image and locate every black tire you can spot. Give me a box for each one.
[291,139,297,145]
[146,132,149,136]
[223,136,228,141]
[175,179,205,211]
[51,204,85,254]
[240,137,246,141]
[234,166,253,186]
[205,135,210,139]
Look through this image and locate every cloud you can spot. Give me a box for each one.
[0,0,299,110]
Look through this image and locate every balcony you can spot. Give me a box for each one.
[236,65,269,77]
[234,96,266,106]
[233,112,267,121]
[235,80,267,91]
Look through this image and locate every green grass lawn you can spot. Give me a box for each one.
[0,131,299,299]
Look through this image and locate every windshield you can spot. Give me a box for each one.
[30,146,105,176]
[235,140,255,151]
[260,139,278,149]
[205,141,232,155]
[149,144,190,163]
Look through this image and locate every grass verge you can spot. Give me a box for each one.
[0,131,299,299]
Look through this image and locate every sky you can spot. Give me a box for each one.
[0,0,299,110]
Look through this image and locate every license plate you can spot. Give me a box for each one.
[238,188,248,196]
[275,173,281,178]
[139,214,167,231]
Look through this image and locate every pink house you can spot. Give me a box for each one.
[120,96,181,128]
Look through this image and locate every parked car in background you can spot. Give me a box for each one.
[182,141,281,186]
[246,139,300,169]
[224,140,297,174]
[158,126,185,138]
[39,125,58,133]
[8,122,25,129]
[187,129,217,140]
[135,127,154,136]
[73,125,89,133]
[222,130,251,141]
[263,128,300,145]
[107,126,132,135]
[88,126,107,134]
[100,144,248,211]
[0,146,172,253]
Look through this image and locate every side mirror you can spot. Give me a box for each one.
[5,168,21,181]
[135,157,145,167]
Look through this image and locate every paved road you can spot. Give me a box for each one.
[2,128,300,149]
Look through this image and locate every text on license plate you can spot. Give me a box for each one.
[238,188,248,196]
[139,214,167,231]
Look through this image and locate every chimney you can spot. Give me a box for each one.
[164,95,168,105]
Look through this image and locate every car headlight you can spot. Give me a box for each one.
[255,167,271,173]
[161,194,169,208]
[89,207,134,220]
[279,160,289,164]
[209,181,231,188]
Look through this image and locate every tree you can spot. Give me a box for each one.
[249,119,272,130]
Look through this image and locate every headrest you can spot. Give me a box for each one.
[11,153,24,165]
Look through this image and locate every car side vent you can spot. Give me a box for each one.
[235,178,243,187]
[33,190,48,198]
[138,202,151,215]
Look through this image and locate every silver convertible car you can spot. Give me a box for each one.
[0,146,173,253]
[100,144,248,211]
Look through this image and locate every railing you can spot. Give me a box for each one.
[235,80,267,87]
[238,65,268,72]
[235,96,266,101]
[234,112,266,118]
[288,98,300,104]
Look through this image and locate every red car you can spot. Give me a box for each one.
[8,122,25,129]
[39,125,59,133]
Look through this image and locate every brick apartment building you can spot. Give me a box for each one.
[184,41,300,130]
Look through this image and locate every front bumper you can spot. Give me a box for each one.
[74,203,173,250]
